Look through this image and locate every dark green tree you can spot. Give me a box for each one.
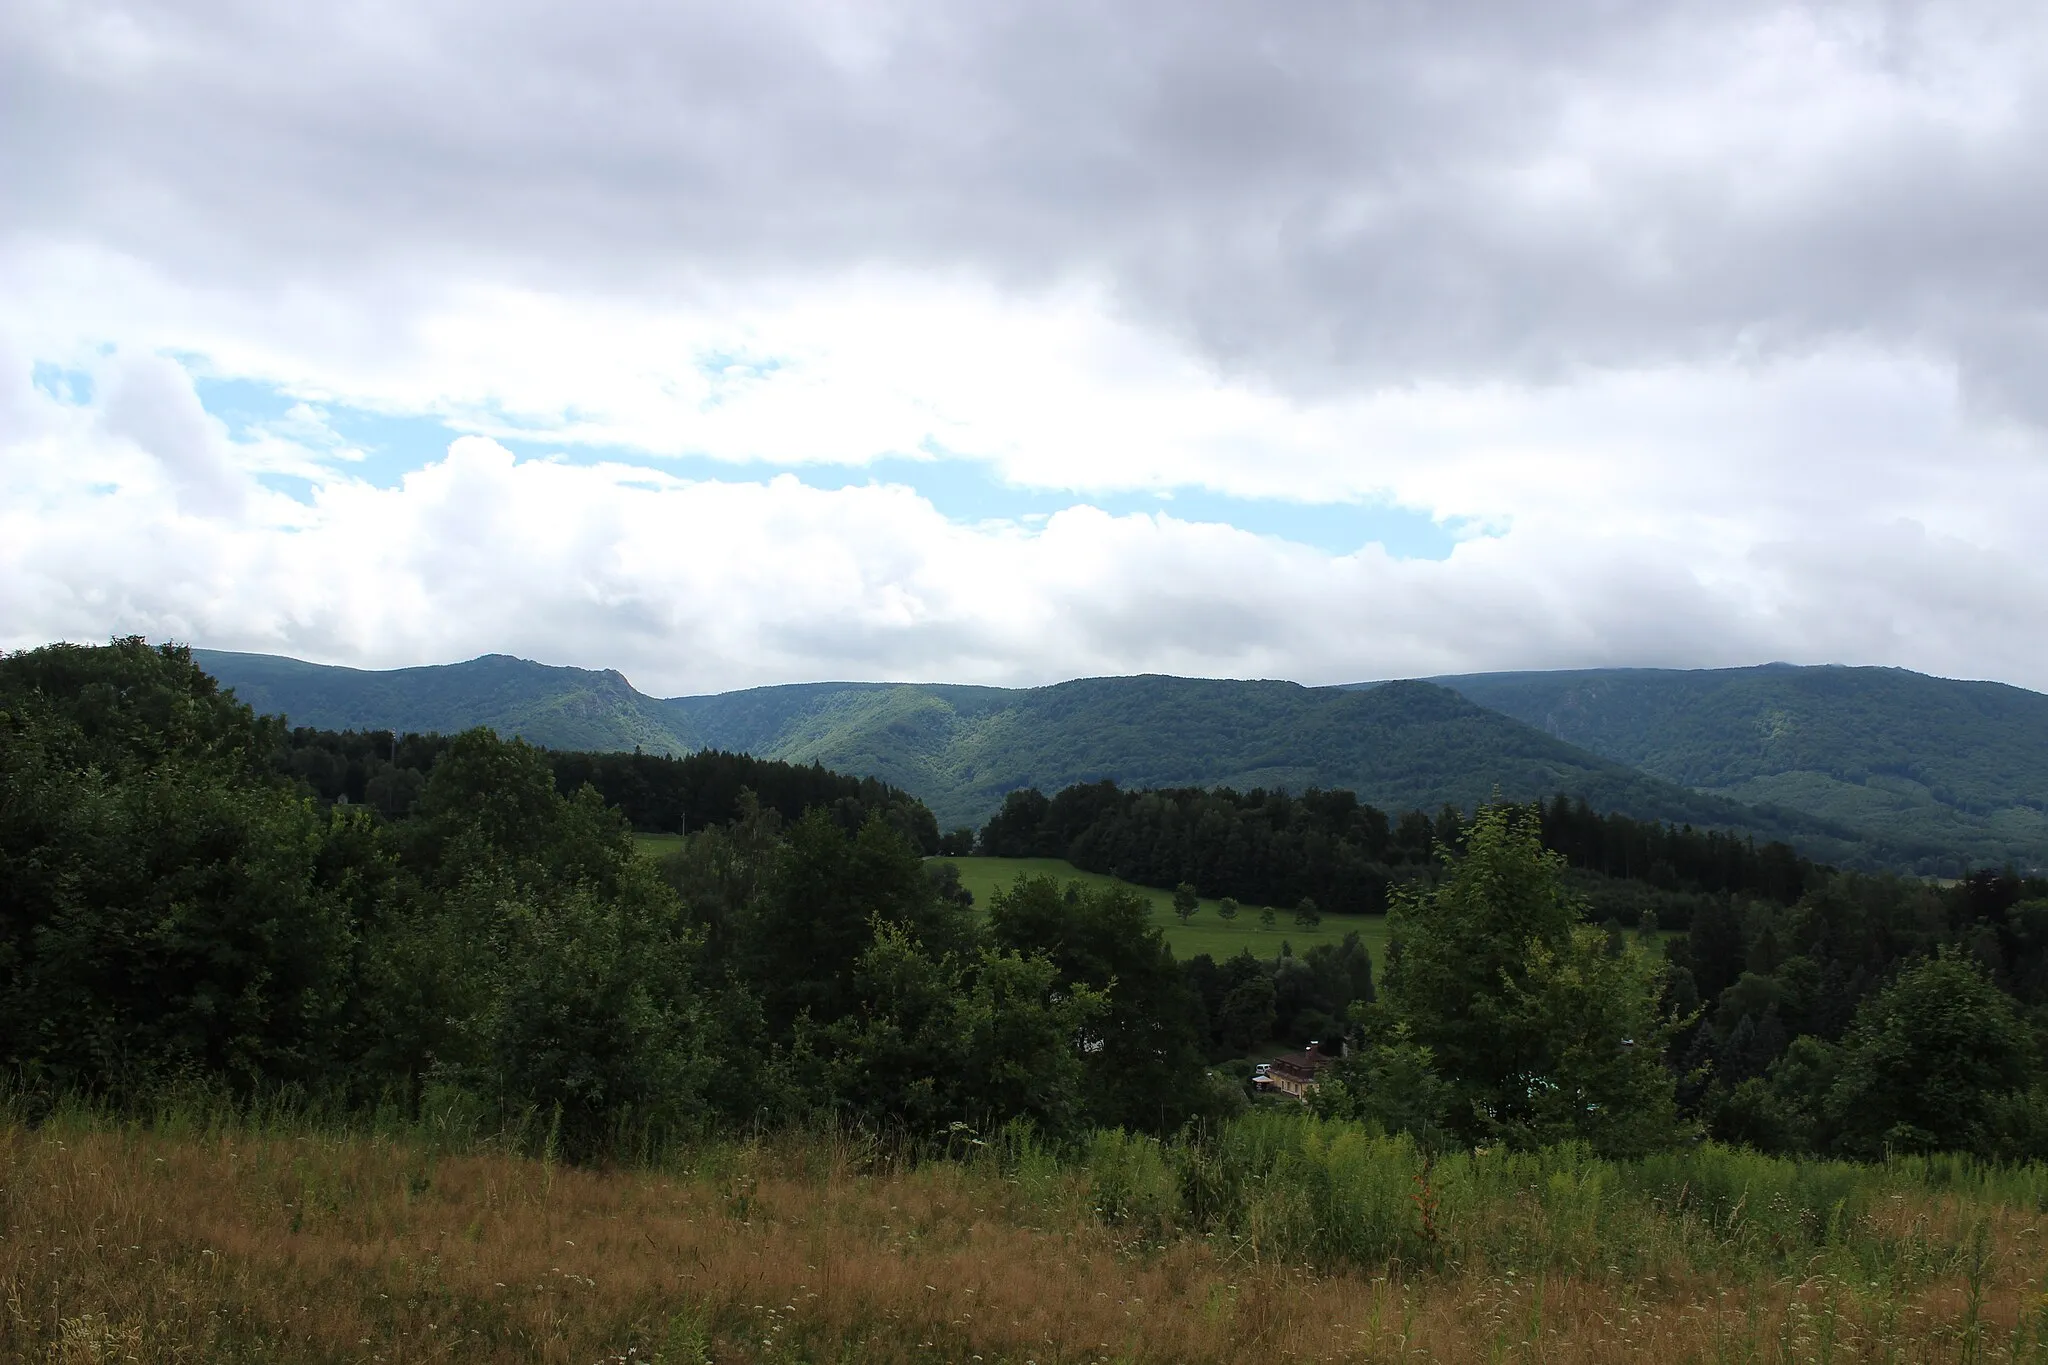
[0,642,360,1095]
[812,923,1105,1139]
[477,881,712,1157]
[1312,1022,1452,1145]
[988,876,1216,1132]
[1366,804,1689,1155]
[1823,951,2038,1159]
[1173,882,1199,924]
[1217,974,1277,1053]
[745,809,967,1033]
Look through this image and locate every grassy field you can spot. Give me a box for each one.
[634,838,1388,963]
[633,830,688,858]
[627,845,1686,968]
[9,1107,2048,1363]
[937,855,1388,962]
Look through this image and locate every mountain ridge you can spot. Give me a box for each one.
[192,648,1884,861]
[192,648,703,755]
[187,648,2048,869]
[1424,663,2048,872]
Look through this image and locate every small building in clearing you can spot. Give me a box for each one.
[1254,1046,1334,1101]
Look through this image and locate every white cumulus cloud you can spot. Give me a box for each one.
[5,357,2046,693]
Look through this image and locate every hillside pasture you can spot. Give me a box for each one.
[935,854,1389,962]
[634,836,1387,962]
[631,830,688,858]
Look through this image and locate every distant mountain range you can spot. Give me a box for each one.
[192,649,2048,872]
[1429,665,2048,874]
[193,650,699,755]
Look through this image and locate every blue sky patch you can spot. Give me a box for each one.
[789,457,1461,559]
[195,375,460,487]
[32,362,95,406]
[192,372,1460,560]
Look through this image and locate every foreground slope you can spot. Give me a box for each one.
[12,1117,2041,1363]
[1435,664,2048,871]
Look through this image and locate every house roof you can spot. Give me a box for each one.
[1267,1051,1333,1081]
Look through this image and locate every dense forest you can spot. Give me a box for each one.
[281,725,940,853]
[0,641,1226,1153]
[7,640,2048,1167]
[977,779,1823,925]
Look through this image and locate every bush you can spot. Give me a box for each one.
[1821,951,2037,1158]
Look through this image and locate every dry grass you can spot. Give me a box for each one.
[6,1118,2048,1363]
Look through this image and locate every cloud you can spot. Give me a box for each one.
[6,358,2047,695]
[5,0,2048,691]
[99,353,250,517]
[10,1,2048,392]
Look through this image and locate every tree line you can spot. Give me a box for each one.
[975,780,1826,924]
[281,726,940,852]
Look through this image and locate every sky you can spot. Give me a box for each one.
[5,0,2047,697]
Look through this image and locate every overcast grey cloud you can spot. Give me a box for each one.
[3,0,2046,691]
[12,2,2048,384]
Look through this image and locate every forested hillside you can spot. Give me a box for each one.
[196,650,1863,856]
[1436,664,2048,872]
[667,675,1838,841]
[193,649,699,755]
[194,649,2048,872]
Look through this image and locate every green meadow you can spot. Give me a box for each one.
[635,836,1385,961]
[637,839,1687,967]
[631,830,689,858]
[934,854,1388,962]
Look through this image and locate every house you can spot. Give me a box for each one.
[1253,1045,1334,1101]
